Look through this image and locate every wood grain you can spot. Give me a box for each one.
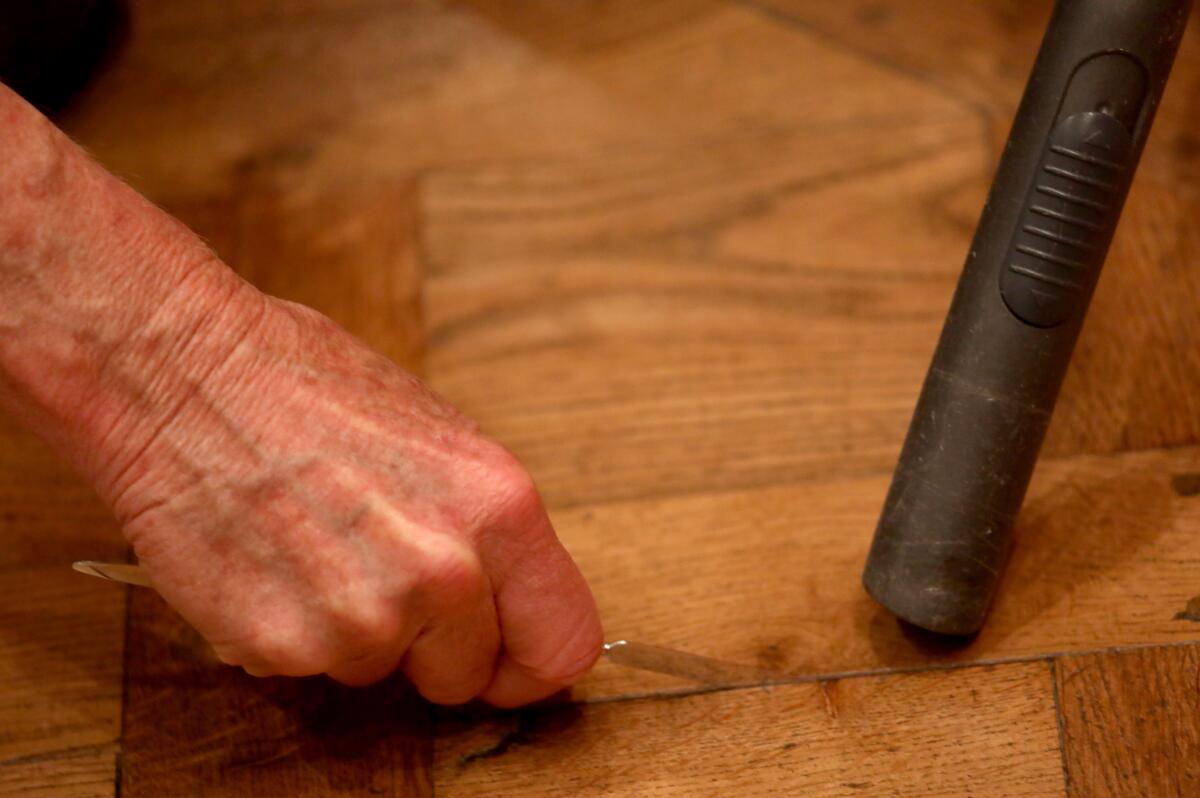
[748,0,1051,113]
[420,3,1200,508]
[0,745,119,798]
[1057,643,1200,797]
[120,591,431,797]
[749,0,1200,187]
[419,2,985,508]
[60,0,709,200]
[561,444,1200,700]
[434,662,1064,797]
[424,246,953,509]
[0,417,125,797]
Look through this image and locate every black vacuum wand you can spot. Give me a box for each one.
[863,0,1193,636]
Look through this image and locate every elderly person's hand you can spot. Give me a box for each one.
[0,84,602,707]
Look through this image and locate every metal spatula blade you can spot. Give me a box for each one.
[72,560,153,587]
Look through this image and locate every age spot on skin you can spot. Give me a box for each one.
[110,207,130,230]
[4,229,33,256]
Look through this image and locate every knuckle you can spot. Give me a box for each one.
[418,538,486,612]
[242,623,325,676]
[477,445,543,526]
[328,599,401,651]
[331,649,403,687]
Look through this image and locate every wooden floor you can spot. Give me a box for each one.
[5,0,1200,794]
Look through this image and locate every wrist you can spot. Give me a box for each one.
[86,263,273,517]
[1,236,268,499]
[0,84,271,505]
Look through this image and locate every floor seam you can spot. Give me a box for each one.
[1047,657,1073,797]
[727,0,1000,127]
[115,549,133,798]
[577,638,1200,707]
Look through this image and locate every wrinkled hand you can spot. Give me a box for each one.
[106,294,602,706]
[0,81,603,706]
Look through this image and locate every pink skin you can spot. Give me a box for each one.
[0,84,603,707]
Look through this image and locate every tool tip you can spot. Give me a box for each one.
[72,561,112,580]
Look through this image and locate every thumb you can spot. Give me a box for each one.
[478,511,603,708]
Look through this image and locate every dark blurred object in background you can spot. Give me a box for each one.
[0,0,126,114]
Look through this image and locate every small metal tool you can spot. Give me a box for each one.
[600,640,775,685]
[75,561,773,685]
[72,560,154,587]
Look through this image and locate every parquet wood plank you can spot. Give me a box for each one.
[434,662,1064,797]
[1057,643,1200,797]
[0,418,125,797]
[0,744,119,798]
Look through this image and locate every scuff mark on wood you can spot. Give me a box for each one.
[224,738,302,771]
[1173,595,1200,622]
[819,681,839,720]
[456,704,584,768]
[457,717,535,768]
[1171,473,1200,497]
